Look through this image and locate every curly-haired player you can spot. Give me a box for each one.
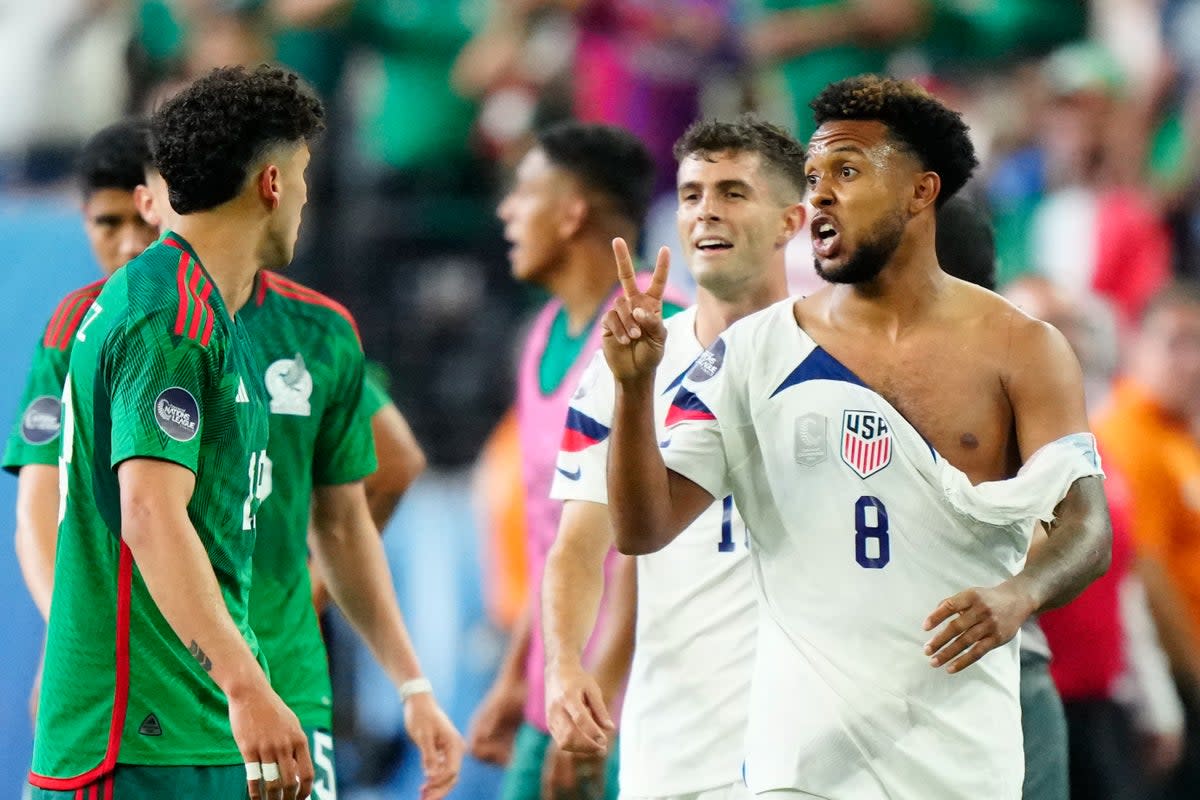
[29,65,322,800]
[601,75,1113,798]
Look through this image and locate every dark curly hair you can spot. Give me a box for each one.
[673,114,807,200]
[811,75,978,207]
[77,117,152,199]
[537,122,656,227]
[151,64,325,214]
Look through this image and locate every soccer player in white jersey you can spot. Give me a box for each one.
[600,75,1113,799]
[543,116,806,800]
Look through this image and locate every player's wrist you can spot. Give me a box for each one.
[399,676,434,704]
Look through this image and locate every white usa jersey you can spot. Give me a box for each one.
[552,306,756,797]
[661,299,1103,799]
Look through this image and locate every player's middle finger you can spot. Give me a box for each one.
[946,634,1002,674]
[923,606,981,656]
[612,297,643,340]
[930,621,989,667]
[261,758,284,800]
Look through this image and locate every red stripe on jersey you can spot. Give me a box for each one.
[263,273,362,343]
[46,294,88,351]
[199,281,215,347]
[89,782,98,800]
[103,774,114,800]
[254,271,268,306]
[73,789,82,800]
[28,545,133,791]
[173,252,191,336]
[186,267,204,340]
[44,280,105,350]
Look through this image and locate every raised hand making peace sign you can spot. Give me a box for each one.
[601,238,671,382]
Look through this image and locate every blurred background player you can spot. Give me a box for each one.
[138,132,464,799]
[30,65,323,800]
[467,121,673,800]
[3,117,157,629]
[543,115,804,800]
[1094,281,1200,799]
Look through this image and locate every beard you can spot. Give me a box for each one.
[814,212,906,285]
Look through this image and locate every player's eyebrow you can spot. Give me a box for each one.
[678,179,754,196]
[805,144,868,168]
[91,213,124,226]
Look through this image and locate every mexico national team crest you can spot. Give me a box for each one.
[265,353,313,416]
[841,410,892,479]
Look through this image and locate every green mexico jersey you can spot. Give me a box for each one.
[239,271,378,730]
[31,233,270,787]
[3,278,108,473]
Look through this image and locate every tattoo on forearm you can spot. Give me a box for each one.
[189,640,213,672]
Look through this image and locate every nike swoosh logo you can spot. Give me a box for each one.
[658,439,672,448]
[556,466,582,481]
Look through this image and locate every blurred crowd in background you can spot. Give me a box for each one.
[9,0,1200,798]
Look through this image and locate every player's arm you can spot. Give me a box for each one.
[309,480,463,799]
[118,458,313,798]
[925,317,1112,673]
[363,400,426,531]
[468,603,532,765]
[543,501,621,755]
[605,240,714,555]
[310,391,425,613]
[14,465,58,620]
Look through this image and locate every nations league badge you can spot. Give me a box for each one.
[687,337,726,383]
[793,412,827,467]
[20,395,62,445]
[154,387,200,442]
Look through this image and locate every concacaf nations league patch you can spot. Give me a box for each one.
[154,387,200,442]
[20,395,62,445]
[687,337,726,383]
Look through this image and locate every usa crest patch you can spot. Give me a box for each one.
[841,410,891,479]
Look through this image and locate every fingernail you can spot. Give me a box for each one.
[923,643,932,654]
[930,657,939,667]
[630,327,640,337]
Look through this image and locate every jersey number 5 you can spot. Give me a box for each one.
[854,496,890,569]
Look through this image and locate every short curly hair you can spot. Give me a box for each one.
[151,64,325,214]
[673,114,807,200]
[811,75,978,207]
[537,122,656,227]
[77,117,152,199]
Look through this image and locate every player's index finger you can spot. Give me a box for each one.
[612,237,640,297]
[645,245,671,300]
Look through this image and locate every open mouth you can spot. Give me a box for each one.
[811,217,841,259]
[695,236,734,253]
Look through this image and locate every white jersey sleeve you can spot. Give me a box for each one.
[661,332,745,502]
[550,350,614,505]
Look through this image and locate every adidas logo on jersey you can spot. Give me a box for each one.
[138,713,163,736]
[236,378,249,403]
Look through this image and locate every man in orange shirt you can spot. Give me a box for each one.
[1094,280,1200,799]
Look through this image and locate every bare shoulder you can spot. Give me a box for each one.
[946,279,1073,370]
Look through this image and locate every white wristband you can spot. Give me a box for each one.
[399,677,433,702]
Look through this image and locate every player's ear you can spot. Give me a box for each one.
[910,172,939,215]
[558,193,587,240]
[133,185,160,229]
[257,164,282,211]
[778,201,805,247]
